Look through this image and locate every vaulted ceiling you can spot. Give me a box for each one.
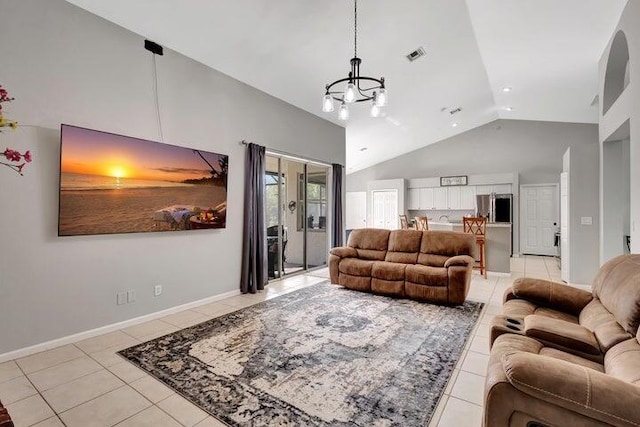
[65,0,627,173]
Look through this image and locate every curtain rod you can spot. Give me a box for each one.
[239,140,333,168]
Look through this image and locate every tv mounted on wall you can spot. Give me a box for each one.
[58,124,228,236]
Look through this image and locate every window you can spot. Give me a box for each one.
[298,172,327,230]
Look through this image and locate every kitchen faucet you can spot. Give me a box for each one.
[438,214,450,222]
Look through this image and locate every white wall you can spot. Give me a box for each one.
[346,119,598,192]
[0,0,344,355]
[599,0,640,256]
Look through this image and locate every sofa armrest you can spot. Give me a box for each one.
[512,278,593,315]
[444,255,475,268]
[502,351,640,426]
[503,286,517,303]
[329,246,358,258]
[524,315,601,355]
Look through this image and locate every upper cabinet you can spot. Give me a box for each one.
[407,188,420,210]
[420,188,435,209]
[460,186,477,209]
[448,187,461,209]
[407,182,508,211]
[434,188,448,209]
[476,184,512,195]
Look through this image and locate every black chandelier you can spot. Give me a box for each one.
[322,0,387,121]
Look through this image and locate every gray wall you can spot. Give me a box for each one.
[0,0,344,354]
[347,119,598,192]
[565,146,601,285]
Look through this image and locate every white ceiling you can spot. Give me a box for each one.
[65,0,627,173]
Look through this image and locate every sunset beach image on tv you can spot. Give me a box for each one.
[58,125,228,236]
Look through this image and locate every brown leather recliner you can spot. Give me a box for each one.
[329,228,476,305]
[485,254,640,426]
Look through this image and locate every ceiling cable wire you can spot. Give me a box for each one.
[353,0,358,58]
[152,53,164,143]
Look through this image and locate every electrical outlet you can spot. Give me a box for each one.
[127,290,136,303]
[117,292,126,305]
[154,285,162,296]
[580,216,593,226]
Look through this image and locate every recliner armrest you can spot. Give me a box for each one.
[502,351,640,426]
[512,277,593,316]
[329,246,358,258]
[444,255,475,268]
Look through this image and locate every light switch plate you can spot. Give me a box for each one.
[127,290,136,303]
[580,216,593,225]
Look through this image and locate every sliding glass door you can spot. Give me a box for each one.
[265,154,329,280]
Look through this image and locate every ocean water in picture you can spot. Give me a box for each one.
[60,172,194,191]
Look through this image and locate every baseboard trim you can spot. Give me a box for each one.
[0,288,241,363]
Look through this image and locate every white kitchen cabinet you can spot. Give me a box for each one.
[434,188,448,209]
[476,184,512,195]
[447,187,461,209]
[419,188,434,209]
[460,186,477,209]
[493,184,512,194]
[476,185,493,195]
[407,188,420,210]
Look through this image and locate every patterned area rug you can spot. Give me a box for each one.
[120,282,483,426]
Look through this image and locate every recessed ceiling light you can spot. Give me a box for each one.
[452,123,459,128]
[502,87,512,93]
[504,106,514,111]
[359,147,368,152]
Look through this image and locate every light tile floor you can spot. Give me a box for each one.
[0,256,565,427]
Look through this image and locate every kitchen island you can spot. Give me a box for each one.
[428,221,512,274]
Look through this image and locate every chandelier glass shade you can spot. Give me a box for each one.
[322,0,387,120]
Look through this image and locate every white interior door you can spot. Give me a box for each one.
[372,190,398,230]
[346,191,367,230]
[560,173,570,281]
[520,184,559,256]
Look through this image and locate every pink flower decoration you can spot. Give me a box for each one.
[3,148,21,162]
[23,150,32,163]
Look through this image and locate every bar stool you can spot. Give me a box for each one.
[399,215,410,230]
[414,216,429,231]
[463,216,487,279]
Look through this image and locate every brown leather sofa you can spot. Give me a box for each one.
[484,254,640,426]
[329,228,476,305]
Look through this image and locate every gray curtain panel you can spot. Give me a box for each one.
[332,163,344,247]
[241,143,267,294]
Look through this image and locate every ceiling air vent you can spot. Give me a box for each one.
[406,47,426,62]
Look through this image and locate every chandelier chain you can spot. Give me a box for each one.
[354,0,358,58]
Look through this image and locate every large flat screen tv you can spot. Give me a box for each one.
[58,124,228,236]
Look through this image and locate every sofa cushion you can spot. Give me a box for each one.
[417,253,449,267]
[347,228,390,260]
[591,254,640,334]
[385,230,421,264]
[339,259,375,277]
[372,261,406,281]
[372,278,404,297]
[420,230,476,258]
[338,273,371,292]
[405,283,448,303]
[579,299,633,352]
[605,337,640,385]
[405,264,448,287]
